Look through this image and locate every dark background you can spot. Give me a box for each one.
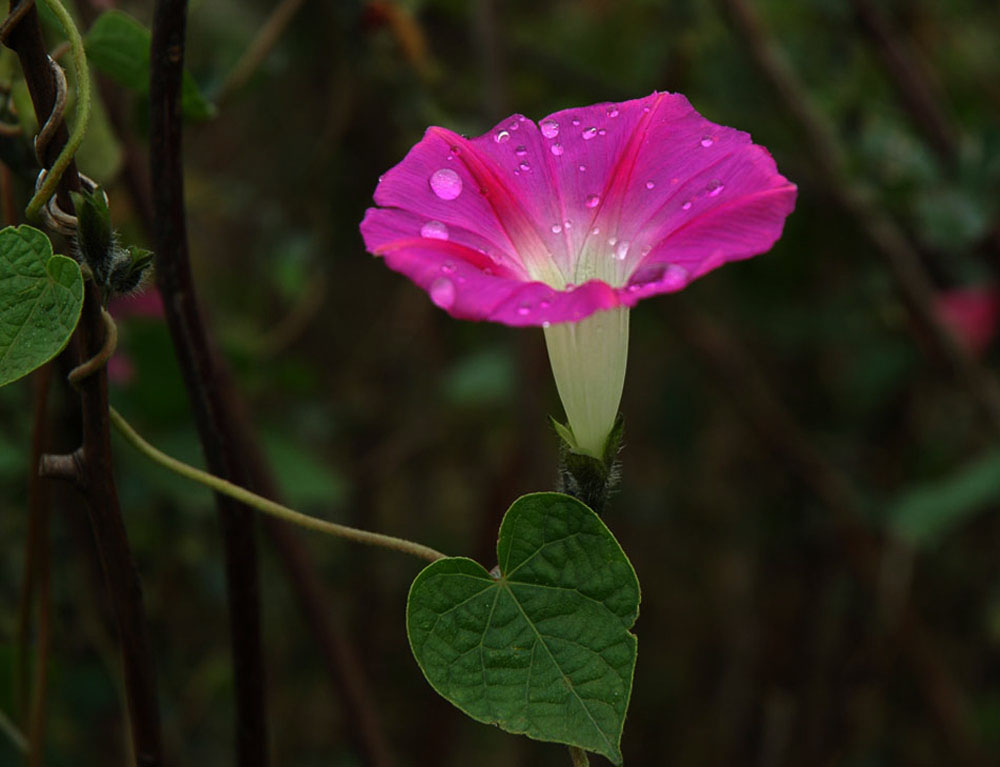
[3,0,1000,764]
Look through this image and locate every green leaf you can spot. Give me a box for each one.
[84,10,215,121]
[0,226,83,387]
[407,492,639,764]
[888,449,1000,547]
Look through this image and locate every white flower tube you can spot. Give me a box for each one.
[543,306,629,459]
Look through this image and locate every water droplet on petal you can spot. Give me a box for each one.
[519,161,531,171]
[645,180,656,190]
[578,164,587,172]
[681,200,692,210]
[430,278,456,309]
[495,130,510,143]
[420,220,449,240]
[515,144,528,156]
[540,119,559,138]
[591,226,600,235]
[641,245,652,256]
[563,219,572,229]
[708,179,725,196]
[430,169,462,200]
[629,263,666,289]
[441,262,456,273]
[509,121,519,130]
[700,135,714,147]
[606,105,619,117]
[582,126,598,140]
[585,194,600,208]
[550,143,564,156]
[517,303,531,316]
[628,263,688,291]
[614,240,630,260]
[551,223,562,234]
[608,236,618,246]
[539,299,551,309]
[598,128,607,136]
[572,118,581,126]
[662,264,689,289]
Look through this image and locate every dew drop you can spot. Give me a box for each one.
[550,143,564,156]
[540,119,559,138]
[563,219,572,229]
[700,135,714,147]
[542,321,551,328]
[628,263,688,291]
[598,128,607,136]
[578,164,587,172]
[629,263,666,289]
[519,161,531,171]
[517,303,531,316]
[539,299,551,309]
[582,126,598,140]
[430,169,462,200]
[495,130,510,144]
[662,264,689,289]
[591,226,600,235]
[509,121,519,130]
[708,179,725,196]
[614,240,630,260]
[515,144,528,157]
[430,278,456,309]
[572,118,581,126]
[585,194,600,208]
[645,180,656,190]
[420,220,449,240]
[681,200,692,210]
[606,105,619,117]
[441,262,456,274]
[608,236,618,246]
[551,223,563,234]
[641,245,652,256]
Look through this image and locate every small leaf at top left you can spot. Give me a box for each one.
[0,225,84,387]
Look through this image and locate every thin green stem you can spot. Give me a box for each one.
[108,407,446,563]
[568,745,590,766]
[0,708,28,755]
[26,0,90,221]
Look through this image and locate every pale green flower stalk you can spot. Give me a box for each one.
[543,306,629,459]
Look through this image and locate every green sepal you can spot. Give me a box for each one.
[554,413,624,514]
[407,492,639,764]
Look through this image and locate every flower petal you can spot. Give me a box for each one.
[376,237,619,326]
[361,92,796,327]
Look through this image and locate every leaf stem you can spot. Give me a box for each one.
[25,0,90,222]
[0,708,28,754]
[568,745,590,766]
[108,406,447,563]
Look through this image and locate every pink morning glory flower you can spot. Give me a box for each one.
[361,92,796,457]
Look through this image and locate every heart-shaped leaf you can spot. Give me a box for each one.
[0,226,84,387]
[407,492,639,764]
